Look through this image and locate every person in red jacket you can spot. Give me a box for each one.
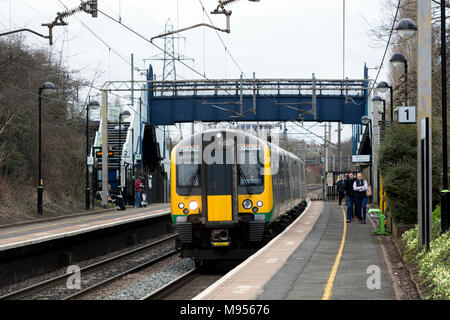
[134,177,144,207]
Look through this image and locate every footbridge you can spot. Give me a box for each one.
[94,65,373,206]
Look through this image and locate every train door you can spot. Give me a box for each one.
[201,133,238,226]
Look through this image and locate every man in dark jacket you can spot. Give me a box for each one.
[343,171,356,223]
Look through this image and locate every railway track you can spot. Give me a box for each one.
[307,184,324,200]
[141,268,198,300]
[141,259,242,300]
[141,268,225,300]
[0,233,178,300]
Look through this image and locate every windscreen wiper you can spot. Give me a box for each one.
[186,168,200,196]
[238,166,253,195]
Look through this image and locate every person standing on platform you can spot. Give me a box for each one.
[353,172,369,224]
[336,175,345,205]
[343,171,356,223]
[134,177,144,208]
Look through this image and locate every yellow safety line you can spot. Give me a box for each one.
[321,206,347,300]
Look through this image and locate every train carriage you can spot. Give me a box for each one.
[170,129,306,266]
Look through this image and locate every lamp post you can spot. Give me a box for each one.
[390,53,408,105]
[86,99,100,210]
[396,12,448,232]
[361,115,372,157]
[37,82,56,215]
[118,110,131,193]
[377,81,394,123]
[439,0,448,233]
[361,115,373,192]
[372,95,386,143]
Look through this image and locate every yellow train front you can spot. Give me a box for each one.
[171,129,306,267]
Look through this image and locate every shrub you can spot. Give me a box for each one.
[402,206,450,299]
[379,123,417,223]
[379,122,442,224]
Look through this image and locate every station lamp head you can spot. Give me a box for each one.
[41,82,56,95]
[376,81,390,93]
[390,53,406,67]
[395,18,417,38]
[121,110,131,121]
[361,115,370,125]
[88,100,100,110]
[371,96,385,114]
[371,95,384,106]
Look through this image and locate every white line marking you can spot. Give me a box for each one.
[265,258,279,264]
[233,286,251,294]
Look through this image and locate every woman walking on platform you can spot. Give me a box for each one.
[353,172,368,224]
[336,175,345,205]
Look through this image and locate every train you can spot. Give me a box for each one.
[170,129,307,268]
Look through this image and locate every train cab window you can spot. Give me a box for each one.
[238,163,263,186]
[177,164,200,187]
[176,151,200,188]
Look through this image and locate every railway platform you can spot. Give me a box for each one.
[194,201,395,300]
[0,203,170,252]
[0,203,172,287]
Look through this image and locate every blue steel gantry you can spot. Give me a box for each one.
[145,65,369,126]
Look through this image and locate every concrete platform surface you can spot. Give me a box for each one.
[194,201,395,300]
[0,203,170,252]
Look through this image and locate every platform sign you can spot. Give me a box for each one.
[327,173,333,187]
[352,155,371,163]
[398,106,416,123]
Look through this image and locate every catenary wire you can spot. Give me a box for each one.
[368,0,402,97]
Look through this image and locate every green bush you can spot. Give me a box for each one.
[379,122,442,224]
[379,123,417,223]
[402,206,450,300]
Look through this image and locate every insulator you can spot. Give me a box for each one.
[220,0,241,7]
[57,5,83,20]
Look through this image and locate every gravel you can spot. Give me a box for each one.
[105,258,195,300]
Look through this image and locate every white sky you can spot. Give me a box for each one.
[0,0,390,146]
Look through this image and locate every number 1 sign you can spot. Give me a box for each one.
[398,106,417,123]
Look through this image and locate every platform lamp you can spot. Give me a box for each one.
[361,115,373,188]
[389,53,408,105]
[37,82,56,215]
[361,115,372,155]
[118,110,131,193]
[396,13,448,232]
[376,81,393,123]
[395,18,417,38]
[86,99,100,210]
[372,95,386,141]
[438,0,449,233]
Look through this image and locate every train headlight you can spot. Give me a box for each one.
[242,199,253,210]
[256,201,263,207]
[178,203,185,209]
[189,201,199,210]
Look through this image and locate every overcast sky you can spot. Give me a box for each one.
[0,0,390,146]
